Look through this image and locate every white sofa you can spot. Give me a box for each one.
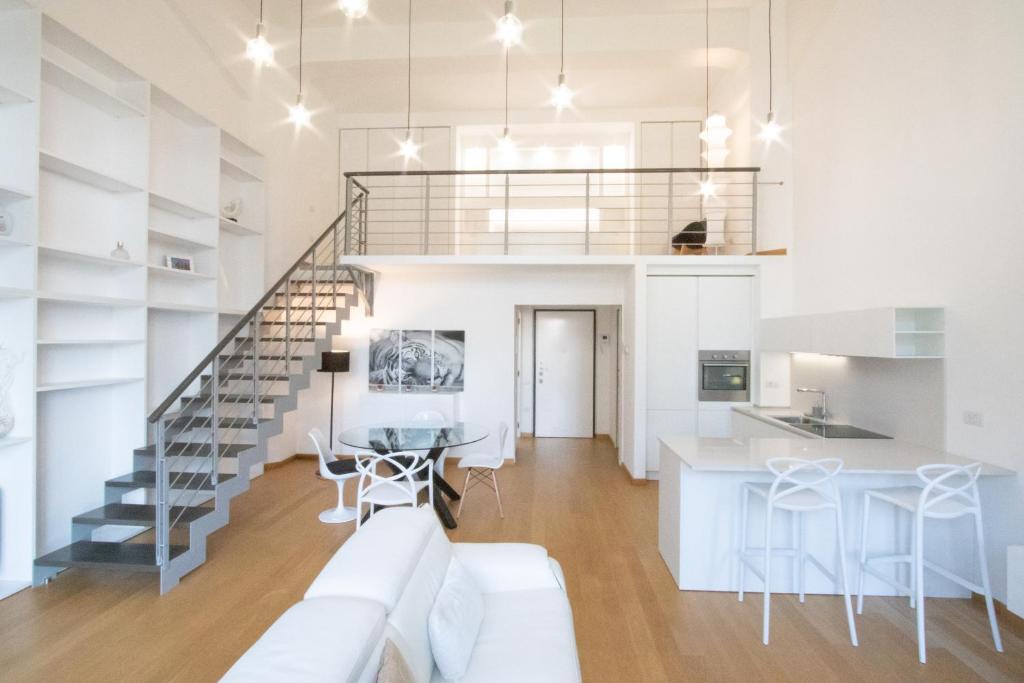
[223,506,581,683]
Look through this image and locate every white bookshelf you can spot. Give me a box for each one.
[0,13,267,595]
[0,3,38,596]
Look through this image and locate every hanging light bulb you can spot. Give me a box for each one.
[760,111,783,142]
[551,73,574,110]
[399,130,420,160]
[498,127,515,153]
[288,94,311,127]
[699,178,716,198]
[246,1,274,66]
[339,0,368,19]
[496,0,523,47]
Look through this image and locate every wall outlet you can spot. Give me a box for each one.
[963,411,985,427]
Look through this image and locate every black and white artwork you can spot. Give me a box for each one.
[432,330,465,391]
[368,328,466,393]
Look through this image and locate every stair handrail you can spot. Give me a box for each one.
[148,196,370,424]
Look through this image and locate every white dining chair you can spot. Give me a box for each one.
[455,422,509,519]
[738,457,858,647]
[354,451,433,529]
[309,428,359,524]
[857,462,1002,663]
[411,410,447,425]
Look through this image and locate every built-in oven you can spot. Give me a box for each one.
[698,350,751,402]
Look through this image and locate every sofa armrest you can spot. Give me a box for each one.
[452,543,562,593]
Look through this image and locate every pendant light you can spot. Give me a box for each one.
[339,0,368,19]
[759,0,782,142]
[398,0,419,160]
[498,46,515,156]
[246,0,274,67]
[288,0,311,127]
[698,0,729,197]
[496,0,523,48]
[550,0,574,110]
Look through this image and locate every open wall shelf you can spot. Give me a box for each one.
[0,12,266,594]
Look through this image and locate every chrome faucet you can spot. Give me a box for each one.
[797,387,829,421]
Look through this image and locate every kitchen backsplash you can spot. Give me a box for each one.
[790,354,945,449]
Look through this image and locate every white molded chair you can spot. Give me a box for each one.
[456,422,509,519]
[738,457,858,647]
[354,451,433,529]
[857,462,1002,663]
[309,428,359,524]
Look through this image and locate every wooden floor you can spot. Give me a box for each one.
[1,437,1021,682]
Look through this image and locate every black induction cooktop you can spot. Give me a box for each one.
[791,423,892,439]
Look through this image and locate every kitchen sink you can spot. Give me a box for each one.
[771,415,824,425]
[767,414,891,439]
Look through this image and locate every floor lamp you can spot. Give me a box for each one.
[318,350,351,450]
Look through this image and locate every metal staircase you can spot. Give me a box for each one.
[33,193,375,593]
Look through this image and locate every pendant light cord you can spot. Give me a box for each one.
[298,0,304,95]
[258,0,264,35]
[504,46,510,130]
[406,0,413,133]
[704,0,709,121]
[768,0,774,113]
[560,0,565,74]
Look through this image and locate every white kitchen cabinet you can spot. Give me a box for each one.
[698,277,753,350]
[646,409,697,473]
[760,307,944,359]
[646,276,698,410]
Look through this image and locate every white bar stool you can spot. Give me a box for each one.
[856,462,1003,663]
[738,457,858,646]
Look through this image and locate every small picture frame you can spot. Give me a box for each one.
[165,255,194,272]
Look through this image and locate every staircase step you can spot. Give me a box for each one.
[256,337,317,343]
[134,442,254,458]
[204,372,292,382]
[107,470,237,491]
[34,541,185,572]
[182,393,278,407]
[74,503,213,527]
[220,353,305,361]
[166,416,268,431]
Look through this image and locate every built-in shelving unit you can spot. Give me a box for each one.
[0,1,39,600]
[0,11,267,597]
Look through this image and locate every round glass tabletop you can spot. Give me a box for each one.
[337,421,489,452]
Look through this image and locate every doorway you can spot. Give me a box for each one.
[533,310,596,438]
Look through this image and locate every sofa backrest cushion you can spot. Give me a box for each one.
[385,522,454,683]
[221,597,385,683]
[305,506,443,610]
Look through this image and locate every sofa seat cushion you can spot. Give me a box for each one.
[430,589,581,683]
[221,597,386,683]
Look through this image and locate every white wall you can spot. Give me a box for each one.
[287,265,628,461]
[517,306,620,441]
[786,0,1024,599]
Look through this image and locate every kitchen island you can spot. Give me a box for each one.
[658,408,1017,597]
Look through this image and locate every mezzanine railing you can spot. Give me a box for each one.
[342,167,761,257]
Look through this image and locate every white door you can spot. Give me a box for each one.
[697,277,754,350]
[534,310,595,438]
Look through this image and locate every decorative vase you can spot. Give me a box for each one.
[0,207,13,237]
[0,345,19,439]
[110,241,130,261]
[0,390,13,439]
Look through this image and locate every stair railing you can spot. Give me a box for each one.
[147,192,372,570]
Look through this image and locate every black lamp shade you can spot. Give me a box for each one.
[319,350,350,373]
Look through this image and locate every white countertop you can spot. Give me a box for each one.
[659,407,1015,476]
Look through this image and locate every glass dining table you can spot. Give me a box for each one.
[337,421,489,529]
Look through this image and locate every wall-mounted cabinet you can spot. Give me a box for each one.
[0,11,267,598]
[760,307,945,359]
